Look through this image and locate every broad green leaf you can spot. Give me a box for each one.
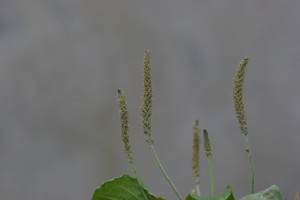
[186,185,235,200]
[92,174,164,200]
[239,185,282,200]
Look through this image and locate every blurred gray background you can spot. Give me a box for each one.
[1,0,300,199]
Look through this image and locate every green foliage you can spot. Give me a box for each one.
[186,186,234,200]
[92,174,164,200]
[239,185,282,200]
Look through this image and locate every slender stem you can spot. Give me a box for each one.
[131,164,149,200]
[138,180,149,200]
[131,165,138,178]
[208,156,215,195]
[195,184,201,196]
[244,134,255,194]
[149,144,183,200]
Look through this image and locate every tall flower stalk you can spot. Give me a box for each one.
[117,89,149,200]
[203,129,215,195]
[141,50,183,200]
[233,57,255,193]
[117,90,136,174]
[192,120,201,196]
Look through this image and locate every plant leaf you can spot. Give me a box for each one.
[186,185,235,200]
[92,174,164,200]
[239,185,282,200]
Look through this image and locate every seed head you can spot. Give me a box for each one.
[233,57,249,135]
[117,89,133,164]
[141,50,153,136]
[203,129,212,157]
[192,120,200,184]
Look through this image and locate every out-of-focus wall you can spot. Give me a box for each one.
[1,0,300,199]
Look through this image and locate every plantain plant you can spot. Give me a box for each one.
[91,51,284,200]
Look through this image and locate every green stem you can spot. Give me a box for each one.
[195,184,201,196]
[207,156,215,195]
[137,179,149,200]
[149,144,183,200]
[244,134,255,194]
[130,161,149,200]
